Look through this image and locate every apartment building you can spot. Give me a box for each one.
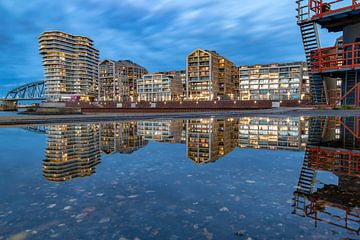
[137,120,183,143]
[237,62,310,101]
[99,122,148,154]
[186,49,235,100]
[186,118,238,164]
[43,124,100,182]
[38,31,99,102]
[137,73,182,102]
[156,70,186,98]
[238,117,308,151]
[219,57,237,100]
[98,59,147,102]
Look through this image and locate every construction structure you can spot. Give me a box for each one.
[137,73,182,102]
[39,31,99,102]
[186,49,235,100]
[238,62,310,101]
[98,60,147,102]
[293,116,360,234]
[297,0,360,106]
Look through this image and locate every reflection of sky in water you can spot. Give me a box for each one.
[0,111,17,116]
[0,122,358,240]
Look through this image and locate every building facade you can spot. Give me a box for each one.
[137,120,183,142]
[238,62,310,101]
[219,57,237,100]
[39,31,99,102]
[186,118,238,164]
[238,117,308,151]
[98,59,147,102]
[137,74,182,102]
[43,124,100,182]
[156,70,186,99]
[99,122,147,154]
[186,49,235,100]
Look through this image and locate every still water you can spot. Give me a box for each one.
[0,116,359,239]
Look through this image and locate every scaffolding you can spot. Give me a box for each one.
[293,117,360,234]
[296,0,360,106]
[310,0,360,19]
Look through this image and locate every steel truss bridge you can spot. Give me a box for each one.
[5,81,45,101]
[23,126,47,134]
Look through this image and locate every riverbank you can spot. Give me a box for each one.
[0,108,360,127]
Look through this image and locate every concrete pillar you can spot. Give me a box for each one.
[0,100,17,111]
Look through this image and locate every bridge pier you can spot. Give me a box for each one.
[0,100,17,111]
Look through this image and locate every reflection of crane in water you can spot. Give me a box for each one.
[293,116,360,234]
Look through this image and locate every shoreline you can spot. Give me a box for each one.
[0,108,360,127]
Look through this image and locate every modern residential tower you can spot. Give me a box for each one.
[238,62,310,101]
[43,124,101,182]
[39,31,99,102]
[98,60,147,102]
[186,49,235,100]
[99,122,147,154]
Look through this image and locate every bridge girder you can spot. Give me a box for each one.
[5,81,45,100]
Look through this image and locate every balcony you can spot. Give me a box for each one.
[310,0,360,19]
[310,42,360,72]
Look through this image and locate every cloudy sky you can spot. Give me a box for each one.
[0,0,339,96]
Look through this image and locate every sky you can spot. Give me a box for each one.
[0,0,339,97]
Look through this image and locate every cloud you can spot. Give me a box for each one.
[0,0,338,96]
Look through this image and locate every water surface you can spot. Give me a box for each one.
[0,116,359,239]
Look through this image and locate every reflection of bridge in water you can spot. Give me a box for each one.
[22,126,47,134]
[293,116,360,234]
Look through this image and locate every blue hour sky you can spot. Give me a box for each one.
[0,0,339,97]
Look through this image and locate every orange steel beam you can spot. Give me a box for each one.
[305,202,360,233]
[308,146,360,176]
[311,42,360,72]
[310,0,360,18]
[336,82,360,106]
[339,118,360,138]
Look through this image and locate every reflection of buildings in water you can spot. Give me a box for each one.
[99,122,148,154]
[137,120,184,143]
[293,117,360,234]
[43,124,101,182]
[186,118,238,164]
[238,117,308,151]
[41,117,313,182]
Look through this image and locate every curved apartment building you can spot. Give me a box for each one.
[39,31,99,102]
[43,124,100,182]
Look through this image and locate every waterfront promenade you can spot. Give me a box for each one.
[1,108,360,127]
